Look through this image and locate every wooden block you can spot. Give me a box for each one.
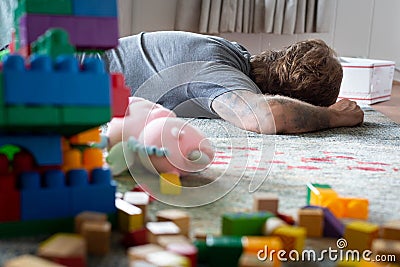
[298,208,324,238]
[146,221,181,244]
[122,228,148,248]
[157,235,191,248]
[166,243,198,267]
[130,261,157,267]
[115,198,144,232]
[156,209,190,237]
[127,244,164,262]
[124,191,150,223]
[81,220,111,255]
[74,211,107,234]
[252,192,279,214]
[272,226,306,253]
[37,233,86,267]
[145,251,190,267]
[381,220,400,240]
[344,221,379,252]
[160,173,181,195]
[372,238,400,263]
[4,255,67,267]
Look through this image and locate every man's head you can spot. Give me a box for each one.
[250,39,343,107]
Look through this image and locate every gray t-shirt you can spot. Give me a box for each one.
[102,31,261,118]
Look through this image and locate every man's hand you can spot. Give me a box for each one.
[328,99,364,128]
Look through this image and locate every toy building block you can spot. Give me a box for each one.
[69,168,116,215]
[115,198,144,232]
[239,252,276,267]
[241,236,282,264]
[20,170,70,220]
[31,28,76,59]
[4,254,67,267]
[63,148,83,172]
[340,197,369,220]
[222,212,274,236]
[0,134,62,166]
[5,105,61,129]
[381,220,400,240]
[156,209,190,237]
[297,208,324,238]
[15,0,73,15]
[252,192,279,214]
[71,0,118,17]
[262,216,288,235]
[0,169,21,222]
[127,243,164,263]
[82,147,103,171]
[205,235,243,267]
[69,128,101,145]
[19,14,118,49]
[38,233,86,267]
[60,106,111,134]
[145,251,190,267]
[306,183,338,207]
[371,238,400,263]
[122,227,148,248]
[166,243,198,267]
[74,211,107,234]
[12,150,35,172]
[81,220,112,255]
[133,184,156,203]
[304,205,345,238]
[272,226,306,253]
[344,221,379,251]
[146,221,181,244]
[157,235,191,248]
[124,191,150,224]
[160,173,182,195]
[111,73,130,117]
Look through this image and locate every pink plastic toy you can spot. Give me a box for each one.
[105,97,215,177]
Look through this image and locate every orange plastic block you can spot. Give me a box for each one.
[82,147,103,171]
[242,236,282,255]
[63,148,82,172]
[69,128,101,145]
[340,197,369,220]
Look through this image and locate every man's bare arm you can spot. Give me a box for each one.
[212,90,364,134]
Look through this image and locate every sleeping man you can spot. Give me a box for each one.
[98,31,363,135]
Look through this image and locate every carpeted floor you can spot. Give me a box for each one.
[0,106,399,266]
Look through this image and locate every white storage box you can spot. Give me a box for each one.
[338,57,395,104]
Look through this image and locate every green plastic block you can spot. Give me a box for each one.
[17,0,73,15]
[61,106,111,126]
[31,28,75,59]
[306,183,332,205]
[6,105,61,126]
[222,211,274,236]
[206,236,243,267]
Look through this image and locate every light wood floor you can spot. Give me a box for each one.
[370,82,400,123]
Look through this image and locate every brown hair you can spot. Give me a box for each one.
[250,39,343,107]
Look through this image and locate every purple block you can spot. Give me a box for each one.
[19,14,118,49]
[303,205,345,238]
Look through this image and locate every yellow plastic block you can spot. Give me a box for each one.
[160,173,181,195]
[309,187,339,207]
[69,128,101,144]
[272,226,306,253]
[344,221,379,252]
[340,197,369,220]
[38,233,86,259]
[115,198,144,232]
[82,147,103,171]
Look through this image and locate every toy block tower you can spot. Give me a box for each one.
[0,0,130,237]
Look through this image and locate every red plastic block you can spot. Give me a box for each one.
[0,174,21,222]
[111,73,130,117]
[19,14,119,49]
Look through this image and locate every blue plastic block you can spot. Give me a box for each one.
[2,54,111,106]
[0,134,62,166]
[72,0,117,17]
[68,168,116,215]
[20,170,71,221]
